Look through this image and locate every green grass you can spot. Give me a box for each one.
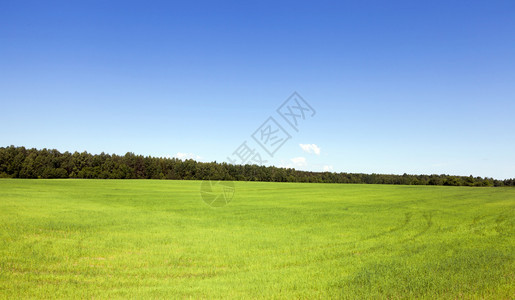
[0,179,513,299]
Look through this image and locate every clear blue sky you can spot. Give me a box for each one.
[1,0,514,179]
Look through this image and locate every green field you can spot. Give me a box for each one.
[0,179,513,299]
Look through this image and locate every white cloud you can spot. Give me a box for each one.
[174,152,202,161]
[299,143,321,155]
[290,157,307,167]
[323,165,333,172]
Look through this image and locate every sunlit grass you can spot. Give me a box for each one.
[0,179,513,298]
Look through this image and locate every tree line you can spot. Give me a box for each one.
[0,146,513,187]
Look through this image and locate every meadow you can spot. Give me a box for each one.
[0,179,513,299]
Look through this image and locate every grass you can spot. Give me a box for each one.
[0,179,513,299]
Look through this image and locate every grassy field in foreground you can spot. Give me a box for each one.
[0,179,513,299]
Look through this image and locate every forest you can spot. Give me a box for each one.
[0,146,513,186]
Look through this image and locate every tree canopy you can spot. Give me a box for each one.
[0,146,512,187]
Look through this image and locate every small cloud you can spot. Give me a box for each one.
[174,152,202,161]
[323,165,333,172]
[299,144,321,155]
[290,156,307,167]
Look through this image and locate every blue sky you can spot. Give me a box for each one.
[1,1,514,179]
